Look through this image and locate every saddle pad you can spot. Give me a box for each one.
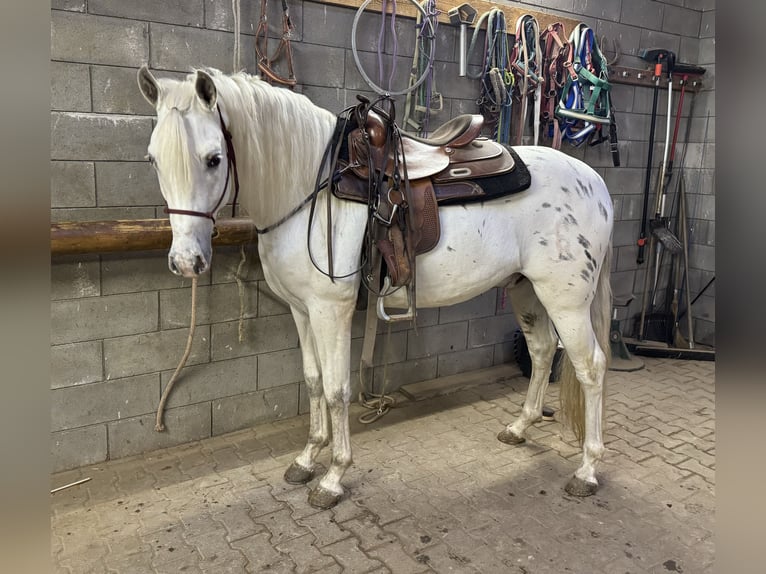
[434,146,531,205]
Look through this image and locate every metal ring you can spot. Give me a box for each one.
[351,0,437,96]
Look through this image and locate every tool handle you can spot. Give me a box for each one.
[637,235,647,264]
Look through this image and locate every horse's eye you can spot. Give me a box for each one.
[207,155,222,169]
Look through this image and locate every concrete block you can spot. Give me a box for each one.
[51,341,103,389]
[699,10,714,38]
[150,23,255,73]
[639,29,681,56]
[51,374,159,431]
[437,347,494,378]
[51,160,95,208]
[91,66,156,116]
[615,111,650,141]
[609,84,635,114]
[693,317,714,347]
[620,0,663,30]
[51,11,148,67]
[619,193,645,221]
[211,245,264,284]
[52,1,86,11]
[690,194,715,221]
[51,206,158,222]
[88,0,205,27]
[438,291,496,324]
[206,0,303,38]
[103,326,211,379]
[302,2,354,48]
[689,244,714,272]
[407,322,467,359]
[258,281,291,317]
[51,112,153,161]
[372,357,437,394]
[595,21,641,58]
[107,402,212,460]
[292,43,346,89]
[616,245,639,272]
[211,315,299,360]
[161,282,258,328]
[430,61,482,100]
[573,0,621,22]
[257,348,304,390]
[351,9,416,55]
[160,355,258,408]
[467,315,516,349]
[51,425,108,473]
[52,291,159,345]
[95,161,160,207]
[612,219,640,248]
[344,50,413,94]
[51,61,90,112]
[679,37,701,66]
[604,168,644,198]
[699,38,715,66]
[351,331,408,368]
[493,341,514,365]
[610,270,636,302]
[51,256,101,300]
[212,384,299,435]
[299,86,358,116]
[101,252,208,294]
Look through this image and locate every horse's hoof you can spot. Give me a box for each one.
[308,486,342,509]
[565,476,598,497]
[497,428,526,445]
[284,462,314,485]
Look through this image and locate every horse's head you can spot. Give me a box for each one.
[138,66,234,277]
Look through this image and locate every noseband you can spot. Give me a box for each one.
[163,105,240,227]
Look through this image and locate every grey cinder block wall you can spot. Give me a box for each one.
[50,0,715,472]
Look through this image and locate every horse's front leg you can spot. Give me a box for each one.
[284,308,329,485]
[305,305,355,509]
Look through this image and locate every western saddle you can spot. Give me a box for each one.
[327,96,526,322]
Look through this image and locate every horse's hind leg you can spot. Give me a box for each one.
[284,308,329,485]
[498,277,559,445]
[547,306,608,496]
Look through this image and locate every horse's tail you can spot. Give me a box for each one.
[559,235,612,445]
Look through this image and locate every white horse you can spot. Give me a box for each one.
[138,67,613,509]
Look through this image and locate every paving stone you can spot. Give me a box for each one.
[275,533,340,574]
[51,358,715,573]
[320,537,386,573]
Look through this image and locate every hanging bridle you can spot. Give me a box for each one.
[255,0,297,87]
[163,105,240,227]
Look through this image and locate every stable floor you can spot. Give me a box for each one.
[51,357,714,573]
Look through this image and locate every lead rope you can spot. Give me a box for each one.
[155,277,198,431]
[358,324,396,424]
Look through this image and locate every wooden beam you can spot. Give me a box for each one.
[51,218,256,256]
[608,65,706,91]
[318,0,581,38]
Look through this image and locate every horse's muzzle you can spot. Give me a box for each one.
[169,253,209,277]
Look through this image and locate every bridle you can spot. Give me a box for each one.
[163,105,240,227]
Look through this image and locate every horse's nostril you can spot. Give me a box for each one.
[193,256,205,275]
[169,259,180,275]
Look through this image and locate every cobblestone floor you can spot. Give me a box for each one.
[51,357,714,573]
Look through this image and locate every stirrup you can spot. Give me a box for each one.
[377,276,415,322]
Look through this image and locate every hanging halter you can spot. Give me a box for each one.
[555,23,613,147]
[467,8,513,143]
[163,106,240,227]
[403,0,442,136]
[510,14,542,146]
[539,22,569,149]
[255,0,297,87]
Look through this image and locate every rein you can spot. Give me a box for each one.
[163,105,240,227]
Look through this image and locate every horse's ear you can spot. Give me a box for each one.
[195,70,218,110]
[137,65,160,107]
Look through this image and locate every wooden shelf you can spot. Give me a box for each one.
[316,0,581,36]
[608,65,706,91]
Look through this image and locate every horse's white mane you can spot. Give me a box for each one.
[155,68,337,228]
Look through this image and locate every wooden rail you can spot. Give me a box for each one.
[320,0,581,40]
[51,218,256,256]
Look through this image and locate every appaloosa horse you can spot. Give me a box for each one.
[138,67,613,509]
